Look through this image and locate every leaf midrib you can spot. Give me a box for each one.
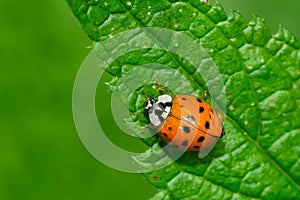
[227,115,300,191]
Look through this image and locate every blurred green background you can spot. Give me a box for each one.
[0,0,299,199]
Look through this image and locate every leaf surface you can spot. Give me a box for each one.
[67,0,300,199]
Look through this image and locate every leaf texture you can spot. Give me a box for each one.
[67,0,300,199]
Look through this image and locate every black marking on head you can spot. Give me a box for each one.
[158,115,165,123]
[149,98,157,105]
[193,145,200,149]
[144,98,157,113]
[165,102,172,107]
[198,136,205,143]
[158,102,166,109]
[211,108,214,114]
[205,121,210,129]
[158,102,172,112]
[154,109,164,116]
[187,115,195,122]
[181,97,187,100]
[182,140,189,146]
[182,126,191,133]
[143,101,149,110]
[196,98,202,103]
[209,114,211,119]
[199,106,204,113]
[221,127,225,137]
[168,126,172,131]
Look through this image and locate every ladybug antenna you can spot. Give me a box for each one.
[142,88,149,101]
[154,80,165,92]
[154,80,171,95]
[201,90,207,100]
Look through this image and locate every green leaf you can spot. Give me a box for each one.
[67,0,300,199]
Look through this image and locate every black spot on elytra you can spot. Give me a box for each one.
[198,136,205,143]
[168,126,172,131]
[210,108,214,114]
[205,121,210,129]
[193,145,200,149]
[182,126,190,133]
[196,98,202,103]
[209,114,211,119]
[199,106,204,113]
[181,97,187,100]
[187,115,195,122]
[182,140,189,146]
[162,133,168,137]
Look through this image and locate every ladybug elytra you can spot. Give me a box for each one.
[144,94,225,158]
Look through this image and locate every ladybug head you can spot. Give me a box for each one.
[144,94,172,127]
[144,98,157,114]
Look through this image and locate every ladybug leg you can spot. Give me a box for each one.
[216,109,225,122]
[141,123,158,134]
[132,109,143,116]
[141,124,149,132]
[201,90,207,100]
[142,88,149,101]
[154,80,165,92]
[154,80,171,95]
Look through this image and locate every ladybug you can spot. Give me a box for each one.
[144,94,225,158]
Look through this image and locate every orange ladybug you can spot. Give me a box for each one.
[144,94,225,158]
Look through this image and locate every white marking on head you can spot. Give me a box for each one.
[161,112,168,119]
[146,94,173,127]
[150,114,161,126]
[144,101,152,110]
[164,106,171,114]
[144,98,156,110]
[158,94,172,103]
